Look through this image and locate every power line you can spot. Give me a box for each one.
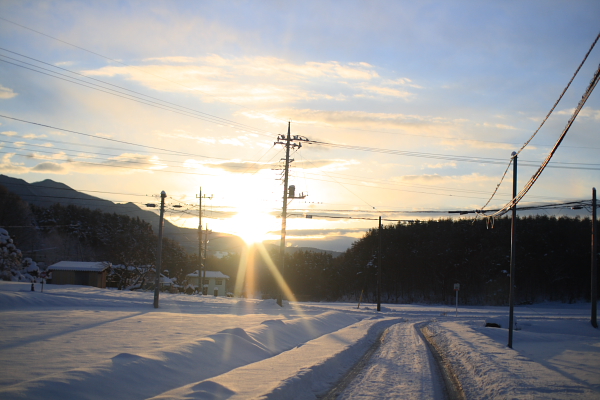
[306,140,599,169]
[478,31,600,210]
[481,61,600,218]
[515,31,600,157]
[0,50,275,137]
[1,142,590,203]
[0,16,289,126]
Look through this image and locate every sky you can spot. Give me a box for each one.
[0,1,599,251]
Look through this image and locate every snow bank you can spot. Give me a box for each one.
[0,311,360,400]
[149,316,402,399]
[427,321,598,399]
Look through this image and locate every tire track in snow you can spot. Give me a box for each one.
[328,321,449,400]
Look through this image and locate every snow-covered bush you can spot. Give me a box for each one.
[0,228,39,282]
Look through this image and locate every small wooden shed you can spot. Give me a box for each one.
[47,261,110,288]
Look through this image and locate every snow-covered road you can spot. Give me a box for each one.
[1,282,599,399]
[335,321,447,400]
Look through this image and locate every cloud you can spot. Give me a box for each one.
[31,162,66,173]
[482,122,518,130]
[1,131,18,137]
[401,173,445,182]
[0,154,27,173]
[203,160,274,173]
[0,85,17,99]
[82,55,417,104]
[246,109,460,133]
[219,137,245,146]
[557,107,600,120]
[155,129,217,144]
[439,138,519,151]
[398,173,494,185]
[24,151,68,161]
[425,162,457,169]
[16,152,169,176]
[22,134,48,139]
[183,158,351,174]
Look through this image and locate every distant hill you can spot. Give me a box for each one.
[0,174,242,256]
[0,175,340,257]
[262,242,343,258]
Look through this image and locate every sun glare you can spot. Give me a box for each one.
[228,208,278,245]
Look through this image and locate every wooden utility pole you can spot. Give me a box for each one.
[154,191,166,308]
[197,188,212,293]
[592,187,597,328]
[275,122,308,307]
[377,216,382,312]
[508,152,517,348]
[204,224,210,295]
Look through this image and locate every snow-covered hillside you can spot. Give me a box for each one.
[0,282,598,399]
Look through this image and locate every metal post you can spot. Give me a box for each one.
[455,289,459,317]
[203,224,209,295]
[198,187,202,290]
[592,187,597,328]
[154,191,166,309]
[377,216,382,312]
[277,122,291,307]
[508,153,517,348]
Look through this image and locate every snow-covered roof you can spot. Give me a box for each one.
[186,270,229,279]
[48,261,110,272]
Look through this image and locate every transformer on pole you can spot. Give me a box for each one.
[274,122,309,307]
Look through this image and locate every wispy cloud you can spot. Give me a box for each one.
[82,55,418,104]
[22,134,48,139]
[184,158,349,173]
[244,109,462,134]
[557,107,600,120]
[0,154,27,173]
[0,85,17,99]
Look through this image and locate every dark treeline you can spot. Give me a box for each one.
[198,216,598,305]
[0,184,188,282]
[313,216,597,305]
[28,203,188,274]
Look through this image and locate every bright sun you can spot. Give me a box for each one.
[228,209,278,245]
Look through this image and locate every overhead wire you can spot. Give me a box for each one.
[305,140,599,169]
[478,31,600,212]
[1,140,591,203]
[0,50,275,137]
[5,18,598,153]
[0,16,290,126]
[481,60,600,218]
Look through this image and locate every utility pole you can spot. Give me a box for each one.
[274,122,308,307]
[508,152,517,348]
[204,224,210,295]
[154,191,166,309]
[377,216,382,312]
[592,187,597,328]
[196,188,212,293]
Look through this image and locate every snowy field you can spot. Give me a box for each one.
[0,281,599,399]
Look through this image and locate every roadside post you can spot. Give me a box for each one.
[454,283,460,317]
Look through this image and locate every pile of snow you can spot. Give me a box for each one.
[0,281,598,399]
[427,318,599,399]
[0,229,39,283]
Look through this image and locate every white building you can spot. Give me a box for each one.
[186,270,230,296]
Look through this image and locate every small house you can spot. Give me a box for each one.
[186,270,229,296]
[47,261,110,288]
